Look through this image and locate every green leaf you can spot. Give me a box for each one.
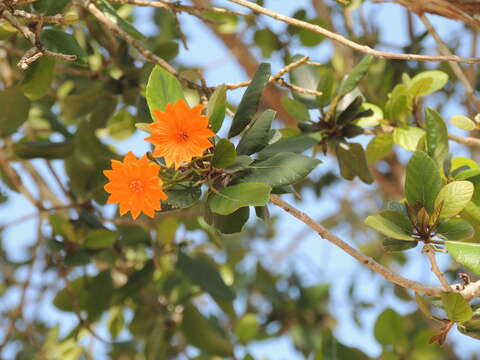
[382,238,418,252]
[177,252,235,301]
[405,151,442,213]
[435,181,474,218]
[234,313,260,343]
[355,103,383,127]
[365,210,415,241]
[316,68,335,107]
[84,229,116,249]
[34,0,71,15]
[12,141,74,159]
[237,109,275,155]
[164,183,201,208]
[229,63,271,137]
[207,85,226,133]
[335,142,373,184]
[40,29,87,64]
[146,66,185,119]
[209,183,271,215]
[106,109,136,140]
[206,206,250,234]
[223,155,254,173]
[409,70,448,97]
[446,241,480,275]
[212,139,236,168]
[181,303,233,357]
[451,115,476,131]
[425,108,449,164]
[289,55,319,108]
[21,57,56,100]
[366,133,393,163]
[60,86,104,123]
[115,261,154,303]
[239,152,321,187]
[253,28,282,57]
[0,87,30,136]
[436,219,474,241]
[257,133,321,158]
[385,84,411,125]
[97,0,146,40]
[281,97,310,122]
[441,292,473,322]
[374,308,407,345]
[338,55,373,97]
[393,126,425,152]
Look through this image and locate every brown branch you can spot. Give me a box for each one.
[423,244,451,292]
[448,133,480,147]
[228,0,480,64]
[269,194,480,298]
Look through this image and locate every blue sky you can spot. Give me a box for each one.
[1,0,479,358]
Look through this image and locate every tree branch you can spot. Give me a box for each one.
[423,244,451,292]
[228,0,480,64]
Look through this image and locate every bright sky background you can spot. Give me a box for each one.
[1,1,479,359]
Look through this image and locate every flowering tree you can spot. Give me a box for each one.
[2,0,480,359]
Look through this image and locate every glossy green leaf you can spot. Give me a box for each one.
[409,70,448,97]
[240,152,321,187]
[229,63,271,137]
[405,151,442,213]
[237,109,275,155]
[451,115,476,131]
[435,181,474,218]
[41,29,87,64]
[257,133,321,158]
[436,219,474,241]
[355,103,383,127]
[365,210,415,241]
[366,133,393,163]
[281,97,310,122]
[207,85,226,133]
[446,241,480,275]
[0,87,30,136]
[209,182,271,215]
[338,55,373,97]
[146,66,185,118]
[21,57,56,100]
[181,303,233,356]
[393,126,425,152]
[212,139,236,168]
[177,252,235,301]
[335,142,373,184]
[164,183,201,208]
[316,68,335,107]
[441,292,472,322]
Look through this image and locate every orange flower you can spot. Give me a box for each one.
[145,99,215,168]
[103,152,167,219]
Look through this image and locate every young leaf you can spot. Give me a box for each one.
[446,241,480,275]
[366,133,393,163]
[177,252,235,301]
[355,103,383,127]
[365,210,415,241]
[207,85,226,133]
[393,126,425,152]
[436,219,474,241]
[451,115,476,131]
[239,152,321,187]
[405,151,442,213]
[441,292,473,323]
[209,182,271,215]
[409,70,448,97]
[281,97,310,122]
[146,66,185,118]
[434,181,474,219]
[229,63,271,137]
[338,55,373,97]
[425,108,449,164]
[212,139,236,168]
[234,313,260,344]
[236,109,276,155]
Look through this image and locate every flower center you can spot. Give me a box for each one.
[176,130,189,143]
[129,179,144,193]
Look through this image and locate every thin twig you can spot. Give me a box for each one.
[269,194,480,298]
[228,0,480,64]
[423,244,451,292]
[448,133,480,147]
